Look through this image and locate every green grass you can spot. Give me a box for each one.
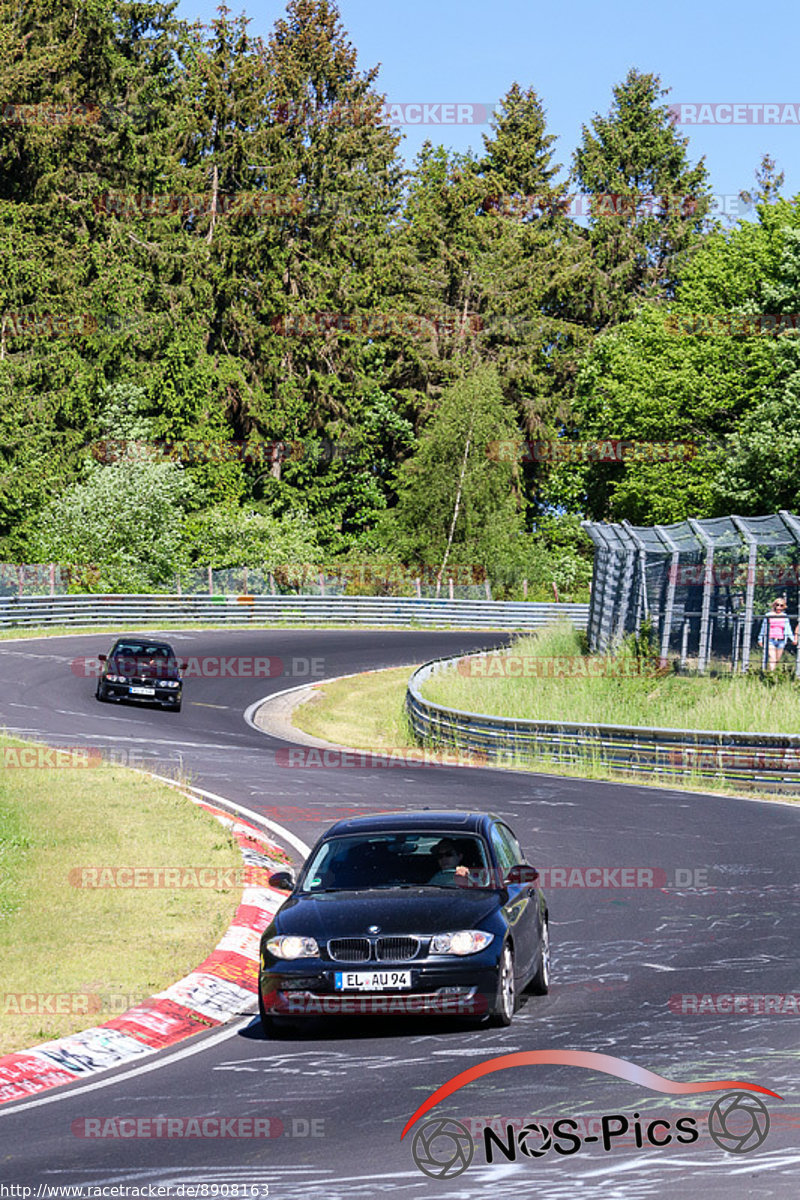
[291,666,417,749]
[0,735,243,1056]
[422,623,800,735]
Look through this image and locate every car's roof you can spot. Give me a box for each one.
[320,810,497,838]
[111,637,175,652]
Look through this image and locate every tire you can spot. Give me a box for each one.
[95,683,106,702]
[491,942,516,1026]
[259,984,295,1036]
[529,920,550,995]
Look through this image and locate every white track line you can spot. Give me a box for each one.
[0,1018,255,1116]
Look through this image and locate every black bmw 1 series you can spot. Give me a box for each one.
[95,637,185,712]
[259,809,550,1031]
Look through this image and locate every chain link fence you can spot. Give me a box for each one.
[0,564,496,601]
[583,511,800,673]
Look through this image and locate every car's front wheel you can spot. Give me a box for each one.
[95,682,106,702]
[491,942,516,1026]
[259,985,295,1037]
[529,920,550,995]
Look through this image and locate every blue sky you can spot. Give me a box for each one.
[178,0,800,220]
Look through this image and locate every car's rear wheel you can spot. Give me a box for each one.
[491,942,516,1026]
[529,920,550,995]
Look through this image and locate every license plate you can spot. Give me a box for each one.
[129,686,155,696]
[334,970,412,991]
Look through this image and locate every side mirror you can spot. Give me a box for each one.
[98,654,107,662]
[505,863,539,886]
[268,871,295,892]
[180,662,188,671]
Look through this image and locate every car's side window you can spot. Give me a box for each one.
[490,825,515,877]
[498,823,525,866]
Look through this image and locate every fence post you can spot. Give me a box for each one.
[208,565,213,595]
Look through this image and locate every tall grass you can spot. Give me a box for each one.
[422,623,800,734]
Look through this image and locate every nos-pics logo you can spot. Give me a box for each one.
[401,1050,780,1180]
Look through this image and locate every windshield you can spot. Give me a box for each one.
[300,831,491,892]
[110,642,176,676]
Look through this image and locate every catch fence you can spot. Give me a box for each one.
[583,512,800,673]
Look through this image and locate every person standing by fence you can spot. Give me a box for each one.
[757,598,796,670]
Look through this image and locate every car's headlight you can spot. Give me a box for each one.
[265,935,320,960]
[161,681,180,688]
[106,674,128,683]
[431,930,494,956]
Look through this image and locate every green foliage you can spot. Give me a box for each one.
[383,365,525,578]
[572,68,712,328]
[26,455,192,591]
[4,4,800,585]
[185,505,320,568]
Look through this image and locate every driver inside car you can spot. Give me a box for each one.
[427,839,470,885]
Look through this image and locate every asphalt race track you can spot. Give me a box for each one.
[0,628,798,1199]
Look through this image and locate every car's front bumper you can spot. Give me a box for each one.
[102,681,182,704]
[260,961,498,1018]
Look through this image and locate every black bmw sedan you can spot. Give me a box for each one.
[95,637,185,711]
[259,810,550,1031]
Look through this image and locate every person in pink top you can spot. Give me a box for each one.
[757,597,796,671]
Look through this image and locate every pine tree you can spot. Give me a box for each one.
[572,68,712,329]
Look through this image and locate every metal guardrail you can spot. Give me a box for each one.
[0,593,590,632]
[406,650,800,794]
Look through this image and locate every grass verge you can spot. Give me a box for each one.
[422,623,800,735]
[291,666,417,749]
[0,736,243,1056]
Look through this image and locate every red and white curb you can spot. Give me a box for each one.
[0,790,295,1106]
